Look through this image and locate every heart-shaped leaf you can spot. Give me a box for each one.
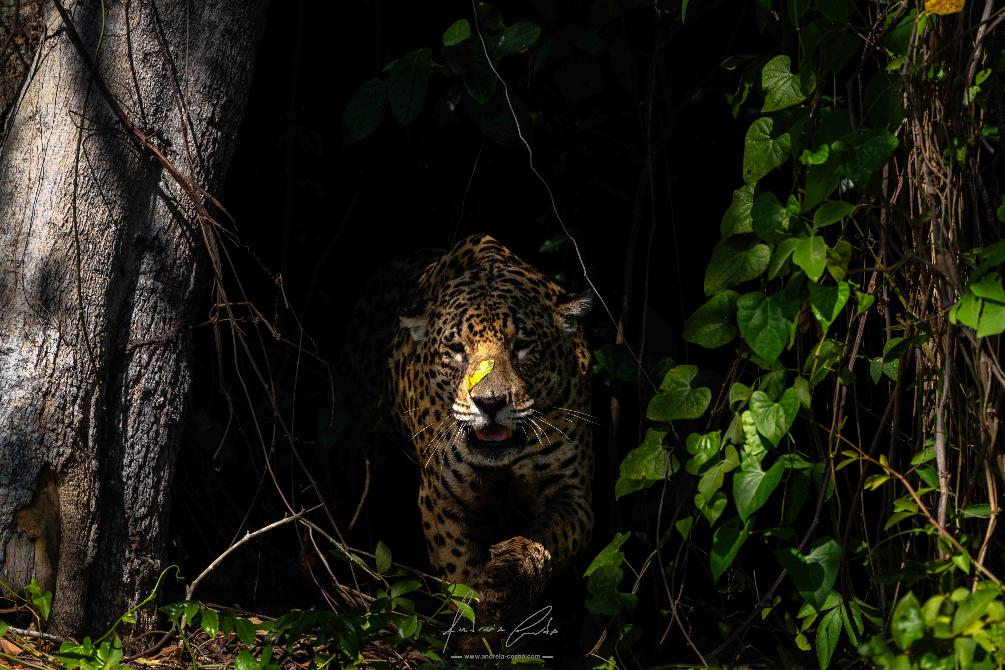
[808,281,850,328]
[744,118,791,184]
[751,192,791,244]
[813,201,855,229]
[647,365,712,421]
[695,491,728,526]
[769,237,800,279]
[826,240,853,281]
[711,516,753,583]
[683,291,740,349]
[734,457,786,522]
[721,184,756,237]
[761,55,808,112]
[775,537,842,612]
[793,235,827,282]
[697,445,740,500]
[584,532,631,576]
[737,292,790,363]
[705,236,770,296]
[749,388,799,446]
[685,431,723,475]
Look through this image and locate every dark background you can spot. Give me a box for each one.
[175,0,773,657]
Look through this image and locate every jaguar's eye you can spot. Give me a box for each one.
[447,342,466,355]
[513,338,533,352]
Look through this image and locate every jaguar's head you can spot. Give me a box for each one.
[400,241,593,467]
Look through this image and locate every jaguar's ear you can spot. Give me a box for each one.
[556,289,595,333]
[400,315,428,342]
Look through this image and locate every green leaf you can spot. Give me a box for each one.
[891,592,924,649]
[235,649,257,670]
[397,614,419,638]
[749,388,799,446]
[808,281,850,328]
[584,532,631,577]
[854,291,874,318]
[787,0,811,26]
[538,232,571,253]
[952,587,999,635]
[729,382,753,412]
[769,237,800,280]
[961,503,992,518]
[886,9,917,57]
[699,445,740,499]
[864,73,905,131]
[616,435,678,499]
[737,292,790,363]
[376,541,393,574]
[775,537,842,612]
[813,201,855,228]
[341,79,389,146]
[800,144,830,165]
[881,337,902,381]
[26,579,52,621]
[443,19,472,47]
[490,22,542,57]
[826,240,852,282]
[949,292,981,329]
[970,272,1005,302]
[683,291,740,348]
[979,300,1005,337]
[200,609,219,639]
[676,517,694,540]
[388,49,433,125]
[744,118,792,185]
[705,236,771,296]
[804,339,842,388]
[837,128,899,184]
[793,376,811,409]
[803,157,841,212]
[695,491,728,525]
[711,516,753,582]
[815,608,842,670]
[751,192,799,244]
[685,431,723,475]
[233,617,257,646]
[721,184,756,237]
[647,365,712,421]
[445,38,499,104]
[734,457,786,522]
[793,236,827,282]
[477,3,505,31]
[762,56,808,112]
[585,565,638,615]
[815,0,848,23]
[390,580,423,598]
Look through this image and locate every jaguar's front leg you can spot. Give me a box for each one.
[479,474,594,633]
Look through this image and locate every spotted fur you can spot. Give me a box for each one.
[346,234,595,631]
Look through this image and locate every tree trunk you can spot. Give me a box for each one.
[0,0,267,638]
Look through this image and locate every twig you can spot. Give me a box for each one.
[855,453,1001,586]
[934,322,954,554]
[185,505,321,601]
[5,627,66,643]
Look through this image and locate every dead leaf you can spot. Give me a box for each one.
[925,0,964,15]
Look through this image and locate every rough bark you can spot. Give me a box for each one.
[0,0,267,638]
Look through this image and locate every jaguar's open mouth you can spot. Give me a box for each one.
[468,423,526,449]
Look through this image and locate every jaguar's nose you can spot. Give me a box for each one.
[472,393,509,421]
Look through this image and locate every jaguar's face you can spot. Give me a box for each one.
[401,275,593,467]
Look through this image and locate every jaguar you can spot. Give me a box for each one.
[343,233,595,636]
